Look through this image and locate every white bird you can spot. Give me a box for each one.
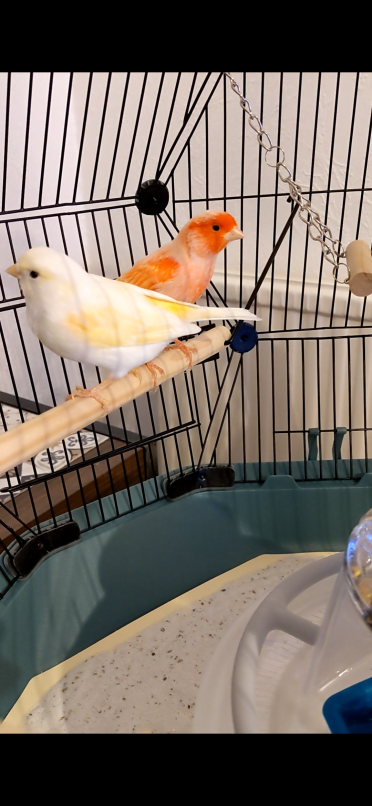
[6,247,260,409]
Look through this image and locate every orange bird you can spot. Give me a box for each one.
[119,210,244,303]
[119,210,244,370]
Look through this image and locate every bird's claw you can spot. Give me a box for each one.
[129,369,142,382]
[66,384,110,416]
[145,361,165,389]
[165,338,197,369]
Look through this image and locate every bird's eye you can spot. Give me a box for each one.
[212,225,220,231]
[30,271,39,279]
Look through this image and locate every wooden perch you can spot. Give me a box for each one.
[346,240,372,297]
[0,325,230,479]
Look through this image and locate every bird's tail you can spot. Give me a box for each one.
[191,304,260,323]
[145,295,260,323]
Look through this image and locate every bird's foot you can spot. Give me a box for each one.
[66,377,113,415]
[129,368,142,382]
[165,338,197,369]
[146,361,165,389]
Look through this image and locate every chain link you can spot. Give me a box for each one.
[224,72,349,284]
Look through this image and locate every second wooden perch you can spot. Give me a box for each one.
[346,240,372,296]
[0,326,230,479]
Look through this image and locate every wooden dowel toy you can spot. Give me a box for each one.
[346,240,372,297]
[0,326,230,478]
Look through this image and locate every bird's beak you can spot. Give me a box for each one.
[225,226,244,243]
[6,264,21,278]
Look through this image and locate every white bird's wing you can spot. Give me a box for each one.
[63,274,203,349]
[62,272,260,351]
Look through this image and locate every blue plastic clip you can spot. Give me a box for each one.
[226,322,258,354]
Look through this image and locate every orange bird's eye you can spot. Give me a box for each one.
[212,224,220,231]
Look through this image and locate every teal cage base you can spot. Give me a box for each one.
[1,461,372,720]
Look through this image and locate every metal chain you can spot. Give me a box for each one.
[224,72,349,284]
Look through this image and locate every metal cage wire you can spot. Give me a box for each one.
[0,71,372,595]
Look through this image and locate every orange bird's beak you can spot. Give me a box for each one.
[225,226,244,242]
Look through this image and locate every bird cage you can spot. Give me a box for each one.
[0,71,372,724]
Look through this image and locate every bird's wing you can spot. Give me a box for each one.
[97,270,201,307]
[119,252,180,292]
[63,277,201,349]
